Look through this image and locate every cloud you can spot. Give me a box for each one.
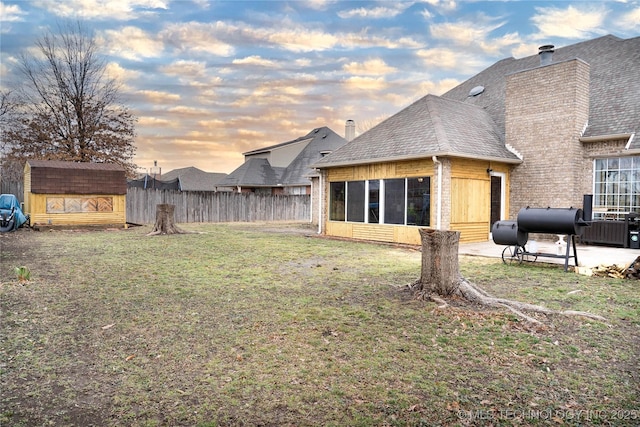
[430,20,505,46]
[343,76,388,92]
[305,0,337,11]
[419,0,458,13]
[138,116,173,127]
[160,60,208,78]
[428,16,521,56]
[531,5,608,40]
[343,58,397,76]
[101,26,164,60]
[137,90,181,104]
[0,2,26,22]
[160,22,235,56]
[33,0,169,20]
[338,3,412,19]
[233,56,278,68]
[105,62,141,86]
[416,47,485,73]
[619,7,640,32]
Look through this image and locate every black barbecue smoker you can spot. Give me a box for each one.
[492,206,591,271]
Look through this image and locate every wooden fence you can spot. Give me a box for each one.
[0,180,24,203]
[126,187,311,224]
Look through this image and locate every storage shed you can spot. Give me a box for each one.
[24,160,127,228]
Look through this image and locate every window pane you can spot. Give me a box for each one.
[407,177,430,226]
[368,180,380,224]
[384,179,405,224]
[329,182,345,221]
[347,181,365,222]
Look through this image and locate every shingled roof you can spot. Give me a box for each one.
[314,95,519,168]
[443,35,639,143]
[219,126,346,187]
[315,35,639,169]
[220,158,285,187]
[160,167,227,191]
[26,160,127,195]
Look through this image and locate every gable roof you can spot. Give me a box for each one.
[160,166,227,191]
[314,95,520,168]
[219,126,347,187]
[26,160,127,195]
[220,158,284,187]
[442,34,640,145]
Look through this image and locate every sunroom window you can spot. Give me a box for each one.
[329,177,430,226]
[593,156,640,220]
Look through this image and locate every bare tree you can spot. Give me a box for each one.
[3,21,137,175]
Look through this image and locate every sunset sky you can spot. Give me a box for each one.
[1,1,639,175]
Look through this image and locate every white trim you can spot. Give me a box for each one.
[432,156,442,230]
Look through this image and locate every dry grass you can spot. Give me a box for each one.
[1,223,638,426]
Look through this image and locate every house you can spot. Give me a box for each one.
[313,35,640,246]
[159,167,230,192]
[128,167,229,192]
[23,160,127,228]
[219,126,348,224]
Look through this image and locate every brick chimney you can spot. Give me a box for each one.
[505,56,590,217]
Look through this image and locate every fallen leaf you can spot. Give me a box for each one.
[125,354,135,361]
[101,323,115,330]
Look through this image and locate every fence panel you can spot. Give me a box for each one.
[0,180,24,203]
[126,187,311,224]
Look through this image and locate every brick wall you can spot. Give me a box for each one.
[505,59,590,218]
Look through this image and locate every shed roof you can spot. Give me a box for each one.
[26,160,127,195]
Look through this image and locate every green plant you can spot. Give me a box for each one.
[15,266,31,282]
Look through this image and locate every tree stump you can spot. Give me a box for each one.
[417,228,461,296]
[411,228,606,324]
[147,204,188,235]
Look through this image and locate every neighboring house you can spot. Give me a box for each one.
[219,126,348,224]
[220,126,348,194]
[313,35,640,246]
[23,160,127,228]
[128,167,229,191]
[160,166,230,192]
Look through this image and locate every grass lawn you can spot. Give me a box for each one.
[1,223,638,426]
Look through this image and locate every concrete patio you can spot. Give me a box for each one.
[459,238,639,269]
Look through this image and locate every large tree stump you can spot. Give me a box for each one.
[418,228,461,296]
[147,204,189,235]
[412,228,606,324]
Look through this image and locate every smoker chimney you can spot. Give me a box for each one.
[538,44,555,66]
[345,119,355,142]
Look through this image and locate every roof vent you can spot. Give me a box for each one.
[468,85,485,97]
[538,44,554,66]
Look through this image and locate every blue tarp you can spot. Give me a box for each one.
[0,194,27,232]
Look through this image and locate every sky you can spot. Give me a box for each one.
[1,1,639,175]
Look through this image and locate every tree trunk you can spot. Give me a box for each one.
[411,228,606,325]
[418,228,461,296]
[147,204,188,235]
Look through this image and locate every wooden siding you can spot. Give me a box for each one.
[327,158,433,182]
[324,158,512,245]
[352,224,395,242]
[27,193,126,226]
